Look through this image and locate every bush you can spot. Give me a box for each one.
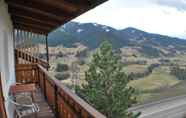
[56,63,69,72]
[57,51,64,58]
[170,66,186,80]
[55,73,70,80]
[77,60,86,65]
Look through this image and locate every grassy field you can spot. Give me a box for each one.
[133,80,186,104]
[48,46,186,105]
[123,64,148,74]
[129,67,179,91]
[128,66,186,104]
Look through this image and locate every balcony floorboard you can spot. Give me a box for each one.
[17,88,55,118]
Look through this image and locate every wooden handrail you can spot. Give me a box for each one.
[38,65,106,118]
[15,64,106,118]
[15,49,50,69]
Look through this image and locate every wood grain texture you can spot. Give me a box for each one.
[5,0,108,34]
[15,64,106,118]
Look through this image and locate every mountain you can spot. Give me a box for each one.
[47,22,186,57]
[49,22,130,48]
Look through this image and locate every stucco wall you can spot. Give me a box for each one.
[0,0,16,118]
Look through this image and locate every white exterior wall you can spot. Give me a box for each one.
[0,0,16,118]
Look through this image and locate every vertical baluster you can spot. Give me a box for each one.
[82,110,89,118]
[37,65,39,83]
[54,85,59,118]
[43,72,47,100]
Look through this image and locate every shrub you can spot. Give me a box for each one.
[55,73,70,80]
[56,63,69,72]
[57,51,64,58]
[77,60,86,65]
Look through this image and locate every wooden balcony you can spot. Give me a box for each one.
[15,63,106,118]
[15,49,50,69]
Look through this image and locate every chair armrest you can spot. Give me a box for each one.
[8,98,34,108]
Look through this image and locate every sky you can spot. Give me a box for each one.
[73,0,186,39]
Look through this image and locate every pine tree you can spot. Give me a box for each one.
[76,41,140,118]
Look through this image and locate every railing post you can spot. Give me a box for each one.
[45,34,49,71]
[37,66,40,86]
[54,85,59,118]
[43,72,47,100]
[15,49,18,64]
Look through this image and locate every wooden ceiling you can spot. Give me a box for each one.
[6,0,108,34]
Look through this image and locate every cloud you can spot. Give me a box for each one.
[73,0,186,39]
[156,0,186,11]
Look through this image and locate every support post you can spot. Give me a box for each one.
[45,34,49,70]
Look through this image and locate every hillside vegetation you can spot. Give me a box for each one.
[41,22,186,105]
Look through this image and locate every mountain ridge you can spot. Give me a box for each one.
[47,22,186,57]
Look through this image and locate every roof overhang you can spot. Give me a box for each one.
[6,0,108,34]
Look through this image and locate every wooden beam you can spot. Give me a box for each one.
[64,0,91,6]
[27,0,86,13]
[14,22,52,31]
[8,0,108,33]
[8,1,72,22]
[8,7,65,24]
[12,16,56,29]
[12,15,59,27]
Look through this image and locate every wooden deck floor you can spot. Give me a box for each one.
[19,89,55,118]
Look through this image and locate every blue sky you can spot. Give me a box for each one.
[74,0,186,39]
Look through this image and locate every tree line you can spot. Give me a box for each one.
[128,64,160,80]
[170,66,186,80]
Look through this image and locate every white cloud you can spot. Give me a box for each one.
[73,0,186,38]
[156,0,186,11]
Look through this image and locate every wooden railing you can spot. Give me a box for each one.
[16,64,106,118]
[15,49,49,69]
[16,64,39,84]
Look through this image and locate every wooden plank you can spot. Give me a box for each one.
[8,1,71,22]
[17,88,55,118]
[6,0,108,34]
[10,83,36,94]
[12,15,58,27]
[8,6,63,24]
[6,0,77,15]
[14,20,54,31]
[16,64,39,83]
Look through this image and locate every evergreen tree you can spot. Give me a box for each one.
[76,41,140,118]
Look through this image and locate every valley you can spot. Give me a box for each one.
[35,22,186,106]
[40,43,186,105]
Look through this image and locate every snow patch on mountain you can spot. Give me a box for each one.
[77,29,84,33]
[93,23,99,26]
[106,29,110,32]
